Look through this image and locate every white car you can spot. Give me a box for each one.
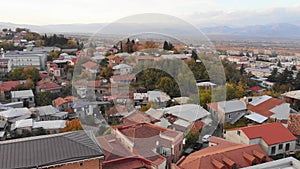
[202,134,212,142]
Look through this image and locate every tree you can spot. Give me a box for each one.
[292,65,297,71]
[185,131,200,148]
[191,49,198,61]
[240,64,245,75]
[295,71,300,90]
[163,41,169,50]
[277,60,282,67]
[267,68,279,82]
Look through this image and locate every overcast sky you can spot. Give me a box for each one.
[1,0,300,26]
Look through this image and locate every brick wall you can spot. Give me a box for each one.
[49,158,101,169]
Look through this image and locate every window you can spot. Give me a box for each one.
[286,143,290,151]
[228,114,231,119]
[237,130,241,136]
[80,162,83,166]
[279,144,283,150]
[271,146,276,154]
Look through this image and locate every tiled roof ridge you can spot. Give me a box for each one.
[0,131,69,145]
[62,130,103,153]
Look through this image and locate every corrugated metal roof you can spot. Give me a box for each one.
[0,130,104,169]
[161,104,210,122]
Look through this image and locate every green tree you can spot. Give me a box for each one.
[185,131,200,148]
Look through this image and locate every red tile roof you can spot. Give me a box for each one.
[37,80,62,91]
[248,86,264,91]
[0,81,21,92]
[288,114,300,135]
[190,120,205,132]
[102,156,156,169]
[238,122,297,145]
[247,98,285,117]
[81,61,98,70]
[53,97,68,107]
[176,137,270,169]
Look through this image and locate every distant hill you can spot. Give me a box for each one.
[201,23,300,38]
[1,22,300,39]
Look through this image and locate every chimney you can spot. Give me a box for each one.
[222,156,236,168]
[253,150,266,163]
[212,159,226,169]
[243,152,257,165]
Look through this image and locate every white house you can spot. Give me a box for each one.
[226,122,297,156]
[112,63,133,75]
[11,90,35,107]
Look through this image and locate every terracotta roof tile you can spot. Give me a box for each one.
[247,98,284,117]
[37,80,62,91]
[81,61,98,70]
[0,81,21,92]
[53,97,68,107]
[238,122,297,145]
[176,137,270,169]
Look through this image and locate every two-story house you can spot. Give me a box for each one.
[226,122,297,156]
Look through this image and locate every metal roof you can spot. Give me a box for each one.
[245,113,268,123]
[161,104,210,122]
[217,100,247,113]
[33,120,66,129]
[10,90,34,98]
[0,108,31,119]
[0,130,104,169]
[249,95,272,106]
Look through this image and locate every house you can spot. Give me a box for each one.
[247,95,290,123]
[0,58,11,77]
[52,96,78,111]
[225,122,297,156]
[173,136,270,169]
[0,130,105,169]
[135,55,155,63]
[33,120,66,134]
[81,61,99,74]
[30,105,61,121]
[4,51,47,70]
[282,90,300,107]
[247,86,265,94]
[98,122,184,168]
[288,114,300,144]
[73,80,110,99]
[0,80,25,100]
[11,118,33,135]
[159,104,210,134]
[161,54,191,60]
[147,90,171,103]
[52,97,68,111]
[106,55,123,67]
[36,80,62,93]
[110,74,136,84]
[0,107,32,121]
[112,63,133,75]
[245,68,271,77]
[207,100,247,125]
[242,157,300,169]
[11,89,35,107]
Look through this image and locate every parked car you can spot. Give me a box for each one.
[202,134,212,143]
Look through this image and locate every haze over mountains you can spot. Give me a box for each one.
[1,21,300,39]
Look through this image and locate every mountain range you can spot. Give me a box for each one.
[1,22,300,39]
